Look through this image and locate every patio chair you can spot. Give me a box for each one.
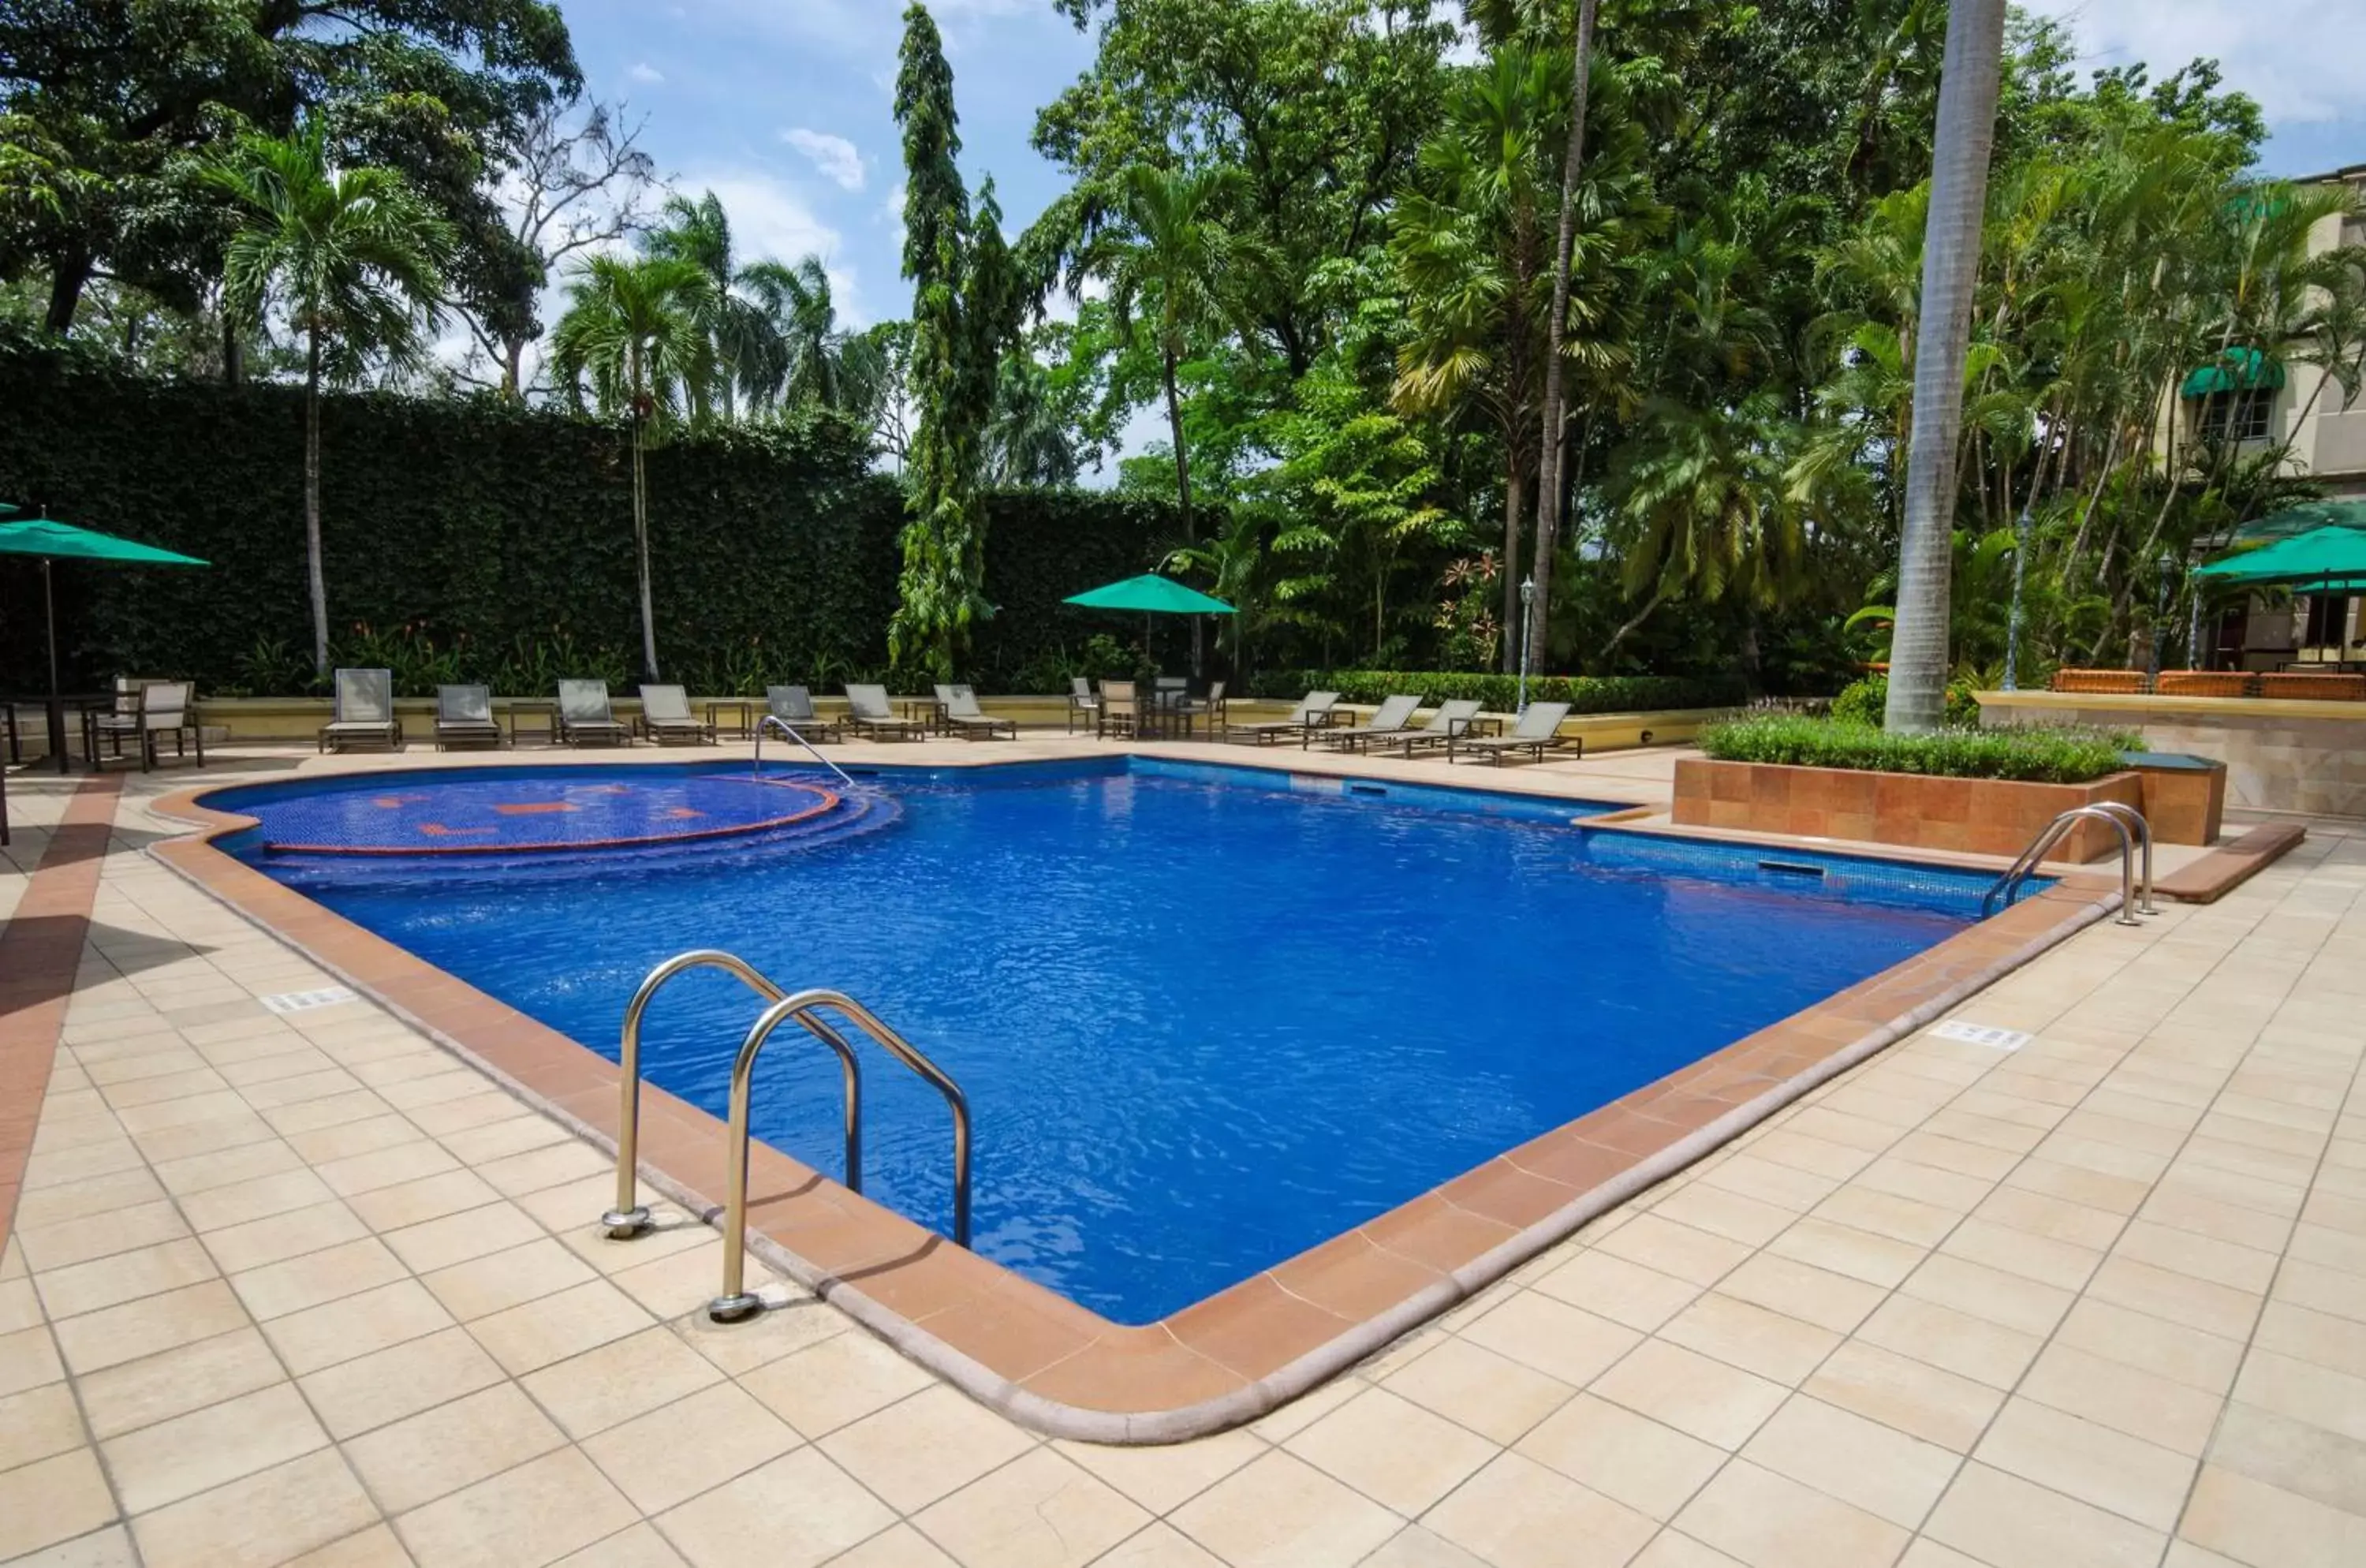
[1374,698,1482,759]
[637,683,715,745]
[1450,701,1578,765]
[87,676,159,763]
[1097,679,1141,740]
[319,668,403,752]
[1314,693,1423,752]
[935,684,1017,741]
[556,680,630,747]
[435,685,503,751]
[1173,679,1228,740]
[1066,676,1101,734]
[766,685,838,741]
[841,683,923,741]
[104,681,202,771]
[1230,690,1341,746]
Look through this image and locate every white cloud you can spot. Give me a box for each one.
[784,128,867,191]
[2022,0,2359,125]
[626,61,664,84]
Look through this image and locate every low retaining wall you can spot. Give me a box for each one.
[1979,690,2366,819]
[1671,758,2144,861]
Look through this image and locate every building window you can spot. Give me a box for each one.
[2197,389,2271,443]
[2304,594,2355,648]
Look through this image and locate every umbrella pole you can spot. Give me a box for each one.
[43,557,67,775]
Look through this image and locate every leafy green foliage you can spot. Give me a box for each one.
[1245,669,1741,713]
[0,346,1193,696]
[1830,674,1982,730]
[1699,715,2133,782]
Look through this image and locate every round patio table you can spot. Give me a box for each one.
[1,691,113,773]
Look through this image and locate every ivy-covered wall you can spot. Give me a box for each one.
[0,350,1189,694]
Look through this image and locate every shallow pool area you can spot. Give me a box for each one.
[212,757,1994,1322]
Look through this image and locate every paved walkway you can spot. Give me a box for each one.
[0,747,2360,1568]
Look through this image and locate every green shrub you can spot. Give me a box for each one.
[1698,714,2135,783]
[1244,669,1744,713]
[1830,673,1983,729]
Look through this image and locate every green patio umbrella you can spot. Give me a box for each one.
[2228,498,2366,545]
[2192,525,2366,588]
[1062,573,1237,615]
[0,514,210,775]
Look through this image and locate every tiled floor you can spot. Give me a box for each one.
[1,745,2360,1568]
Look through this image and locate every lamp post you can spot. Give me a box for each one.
[2150,551,2175,685]
[2003,507,2030,692]
[1517,576,1536,715]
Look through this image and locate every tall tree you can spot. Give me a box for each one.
[737,256,853,413]
[207,122,452,676]
[547,254,715,679]
[644,189,783,420]
[1523,0,1601,678]
[1883,0,2006,730]
[890,2,1024,679]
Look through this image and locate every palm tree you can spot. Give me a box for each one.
[549,255,716,679]
[737,256,854,412]
[207,122,453,676]
[1884,0,2007,732]
[644,190,778,420]
[985,354,1081,486]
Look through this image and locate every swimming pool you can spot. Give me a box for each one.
[211,757,1998,1323]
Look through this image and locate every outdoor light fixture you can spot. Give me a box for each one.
[1517,575,1536,715]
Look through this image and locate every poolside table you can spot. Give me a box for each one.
[705,698,757,739]
[2,690,113,773]
[502,699,558,747]
[899,697,947,735]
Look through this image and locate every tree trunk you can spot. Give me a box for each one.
[1599,588,1667,662]
[1501,443,1525,673]
[304,330,331,676]
[1883,0,2006,734]
[633,414,660,679]
[502,336,527,399]
[1162,348,1203,677]
[222,319,245,386]
[1524,0,1602,678]
[43,250,91,334]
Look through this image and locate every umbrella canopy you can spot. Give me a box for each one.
[1062,573,1235,614]
[2230,498,2366,545]
[2193,525,2366,588]
[0,516,209,566]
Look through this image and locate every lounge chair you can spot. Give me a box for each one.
[1173,679,1228,740]
[319,668,402,752]
[1315,693,1423,752]
[841,683,923,741]
[435,685,503,750]
[1097,679,1140,739]
[1373,698,1483,758]
[766,685,837,741]
[556,680,630,747]
[935,684,1017,741]
[1450,701,1579,765]
[1066,676,1100,734]
[638,683,715,745]
[1230,690,1340,746]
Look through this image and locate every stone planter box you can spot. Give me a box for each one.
[2120,752,2226,846]
[1671,759,2145,861]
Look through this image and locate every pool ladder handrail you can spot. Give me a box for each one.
[755,712,856,790]
[1983,802,2155,924]
[600,950,972,1325]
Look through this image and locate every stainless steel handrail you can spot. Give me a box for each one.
[755,712,856,789]
[2084,799,2159,915]
[712,987,972,1322]
[602,951,861,1238]
[1983,805,2143,926]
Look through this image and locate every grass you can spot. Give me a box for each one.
[1699,714,2136,784]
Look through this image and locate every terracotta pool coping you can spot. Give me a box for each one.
[143,756,2121,1443]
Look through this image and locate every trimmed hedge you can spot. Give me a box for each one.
[1699,715,2136,783]
[1244,669,1745,713]
[0,348,1191,694]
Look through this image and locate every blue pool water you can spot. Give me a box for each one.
[216,759,1989,1322]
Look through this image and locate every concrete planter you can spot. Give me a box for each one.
[1671,758,2145,861]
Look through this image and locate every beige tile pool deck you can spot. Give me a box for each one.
[2,737,2361,1567]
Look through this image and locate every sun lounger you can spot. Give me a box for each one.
[435,685,502,750]
[935,684,1017,740]
[842,683,923,741]
[556,680,630,747]
[1449,700,1579,765]
[1373,698,1482,758]
[637,683,715,745]
[766,685,837,741]
[319,668,402,752]
[1230,690,1340,746]
[1315,693,1423,752]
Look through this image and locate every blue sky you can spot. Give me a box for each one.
[550,0,2364,378]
